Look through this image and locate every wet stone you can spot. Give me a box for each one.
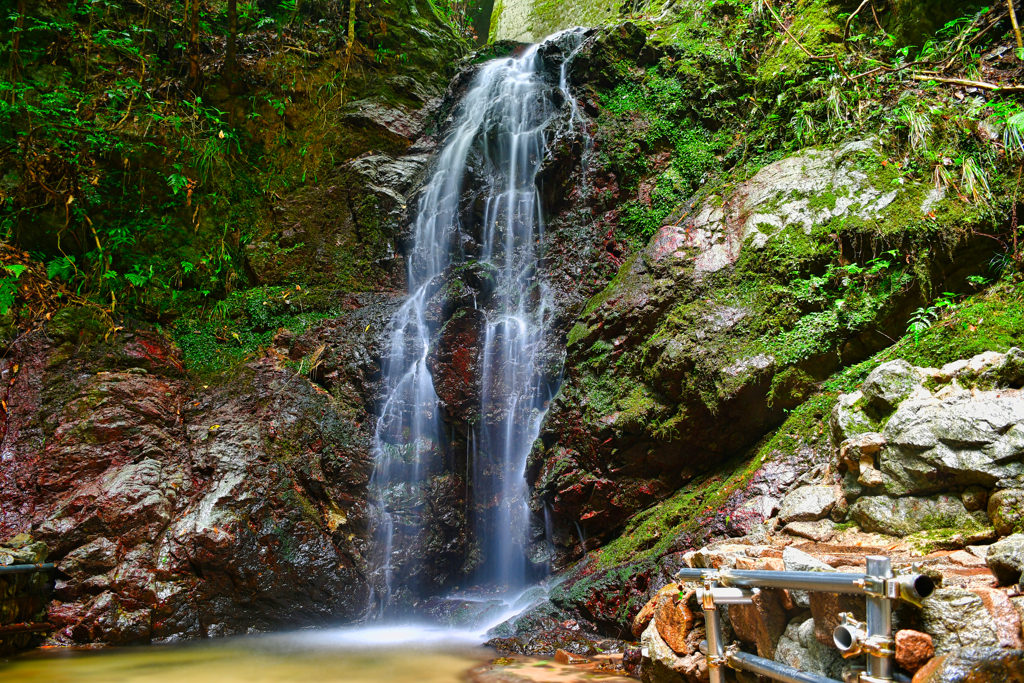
[895,629,933,673]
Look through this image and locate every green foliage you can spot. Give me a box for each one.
[0,264,26,314]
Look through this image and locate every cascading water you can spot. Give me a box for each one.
[368,30,588,620]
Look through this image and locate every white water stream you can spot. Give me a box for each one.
[368,30,588,620]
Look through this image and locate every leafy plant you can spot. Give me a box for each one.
[907,293,959,344]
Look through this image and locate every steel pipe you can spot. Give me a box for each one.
[718,568,869,593]
[727,650,843,683]
[675,568,716,581]
[0,563,54,576]
[865,556,893,681]
[695,586,757,605]
[704,604,726,683]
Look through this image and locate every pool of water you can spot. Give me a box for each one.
[0,627,494,683]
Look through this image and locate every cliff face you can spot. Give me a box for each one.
[1,0,1023,664]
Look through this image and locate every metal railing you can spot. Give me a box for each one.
[0,563,54,576]
[675,555,935,683]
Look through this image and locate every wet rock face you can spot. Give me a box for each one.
[0,304,393,644]
[528,134,991,560]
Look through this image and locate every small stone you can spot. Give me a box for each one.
[987,533,1024,586]
[895,629,933,673]
[784,519,836,543]
[838,432,886,472]
[778,486,838,523]
[554,648,589,665]
[782,547,834,609]
[962,486,989,512]
[989,489,1024,537]
[947,550,986,567]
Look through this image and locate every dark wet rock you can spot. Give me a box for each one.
[912,646,1024,683]
[987,533,1024,586]
[0,535,50,656]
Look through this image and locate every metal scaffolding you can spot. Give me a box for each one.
[675,555,935,683]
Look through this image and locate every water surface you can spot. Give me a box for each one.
[1,628,493,683]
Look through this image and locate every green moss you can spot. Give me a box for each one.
[173,286,344,379]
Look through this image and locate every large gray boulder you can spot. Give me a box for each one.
[878,388,1024,496]
[777,486,837,523]
[988,533,1024,586]
[850,494,979,537]
[918,588,1000,655]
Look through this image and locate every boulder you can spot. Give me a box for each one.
[784,519,836,543]
[774,615,844,679]
[910,646,1024,683]
[782,548,834,609]
[728,588,789,659]
[850,494,979,537]
[988,534,1024,586]
[918,588,1000,655]
[990,489,1024,537]
[655,588,698,655]
[879,390,1024,496]
[831,391,875,443]
[895,629,933,673]
[861,360,923,412]
[633,583,678,638]
[970,586,1023,649]
[777,486,837,523]
[809,591,865,648]
[640,619,707,683]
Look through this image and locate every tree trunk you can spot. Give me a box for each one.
[188,0,200,88]
[226,0,237,77]
[9,0,25,82]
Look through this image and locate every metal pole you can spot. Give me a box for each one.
[727,650,843,683]
[719,568,869,594]
[704,581,729,683]
[865,555,893,681]
[0,563,55,575]
[695,586,757,604]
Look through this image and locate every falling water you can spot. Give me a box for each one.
[368,30,588,619]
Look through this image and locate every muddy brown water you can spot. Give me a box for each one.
[0,628,637,683]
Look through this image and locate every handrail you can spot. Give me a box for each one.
[676,555,934,683]
[0,563,55,576]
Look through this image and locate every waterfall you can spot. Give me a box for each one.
[368,30,587,619]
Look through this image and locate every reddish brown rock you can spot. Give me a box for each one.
[809,591,866,647]
[0,308,392,645]
[897,630,934,673]
[554,648,589,664]
[654,588,698,655]
[729,588,788,658]
[632,583,677,638]
[970,587,1024,649]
